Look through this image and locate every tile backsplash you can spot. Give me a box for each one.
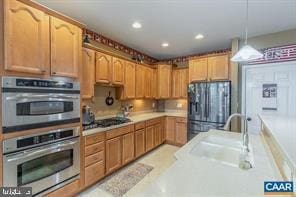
[82,86,157,117]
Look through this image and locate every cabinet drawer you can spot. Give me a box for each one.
[85,151,104,167]
[135,122,145,130]
[146,118,161,127]
[85,132,105,146]
[106,125,134,139]
[85,160,105,186]
[85,142,104,156]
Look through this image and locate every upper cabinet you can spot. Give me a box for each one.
[122,61,136,99]
[172,68,188,98]
[157,64,172,99]
[207,54,229,81]
[135,64,145,98]
[112,57,124,86]
[189,57,208,82]
[50,17,80,78]
[81,48,95,99]
[144,66,153,98]
[95,52,112,84]
[4,0,50,75]
[3,0,82,78]
[189,54,230,83]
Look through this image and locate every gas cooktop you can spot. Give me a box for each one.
[83,117,132,130]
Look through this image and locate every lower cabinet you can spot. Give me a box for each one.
[135,128,145,158]
[165,117,187,146]
[106,137,122,174]
[154,123,162,147]
[83,132,106,188]
[122,132,135,165]
[46,179,80,197]
[145,125,154,152]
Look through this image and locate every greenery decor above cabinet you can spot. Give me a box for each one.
[189,53,230,83]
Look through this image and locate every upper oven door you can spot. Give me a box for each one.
[2,92,80,132]
[3,137,80,195]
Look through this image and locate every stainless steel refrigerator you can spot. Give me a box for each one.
[188,81,231,140]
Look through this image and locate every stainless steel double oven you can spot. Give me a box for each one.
[1,77,81,196]
[2,76,80,133]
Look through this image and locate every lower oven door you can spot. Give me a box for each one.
[3,137,80,195]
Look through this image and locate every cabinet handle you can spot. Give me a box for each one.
[52,71,56,75]
[41,70,46,73]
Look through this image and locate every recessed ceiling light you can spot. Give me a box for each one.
[162,42,169,47]
[132,22,142,29]
[195,34,204,39]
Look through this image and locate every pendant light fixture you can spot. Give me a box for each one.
[231,0,263,62]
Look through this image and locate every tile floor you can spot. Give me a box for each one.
[79,144,179,197]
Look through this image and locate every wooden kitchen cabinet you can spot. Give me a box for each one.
[122,132,134,165]
[157,64,172,98]
[165,117,187,146]
[95,52,112,84]
[135,128,145,158]
[136,64,145,98]
[4,0,50,75]
[106,137,122,174]
[175,118,188,145]
[154,123,162,147]
[144,67,153,98]
[172,68,188,98]
[152,69,158,98]
[189,57,208,82]
[145,126,154,152]
[123,61,136,99]
[81,48,95,99]
[165,117,176,143]
[207,54,229,81]
[112,57,125,86]
[50,16,80,78]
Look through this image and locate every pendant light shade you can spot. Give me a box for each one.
[231,45,263,62]
[231,0,263,62]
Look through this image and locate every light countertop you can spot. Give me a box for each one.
[82,111,187,136]
[259,115,296,172]
[141,130,281,196]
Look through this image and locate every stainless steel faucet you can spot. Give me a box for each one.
[223,113,252,169]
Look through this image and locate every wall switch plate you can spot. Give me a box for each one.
[177,103,183,108]
[152,102,155,108]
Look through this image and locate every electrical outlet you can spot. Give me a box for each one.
[177,103,183,108]
[152,102,155,108]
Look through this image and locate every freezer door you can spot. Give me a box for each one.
[188,83,207,121]
[207,82,231,123]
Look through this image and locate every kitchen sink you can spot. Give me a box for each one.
[189,135,253,168]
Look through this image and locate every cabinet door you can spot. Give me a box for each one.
[151,69,158,98]
[172,69,181,98]
[81,48,95,99]
[123,61,136,99]
[180,69,189,98]
[145,126,154,152]
[154,123,162,147]
[208,54,229,81]
[4,0,49,74]
[112,57,124,86]
[95,52,112,84]
[50,17,80,78]
[175,118,188,145]
[135,64,145,98]
[157,65,172,98]
[122,132,134,165]
[165,117,175,142]
[135,129,145,157]
[106,137,121,174]
[189,57,208,82]
[85,160,105,186]
[144,67,152,98]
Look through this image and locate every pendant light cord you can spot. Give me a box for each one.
[245,0,249,45]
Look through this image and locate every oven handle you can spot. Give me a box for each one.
[6,94,80,101]
[6,140,78,162]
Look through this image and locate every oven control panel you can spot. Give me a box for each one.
[16,79,73,89]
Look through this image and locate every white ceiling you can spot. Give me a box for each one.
[35,0,296,59]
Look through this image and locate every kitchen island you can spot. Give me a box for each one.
[141,129,281,196]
